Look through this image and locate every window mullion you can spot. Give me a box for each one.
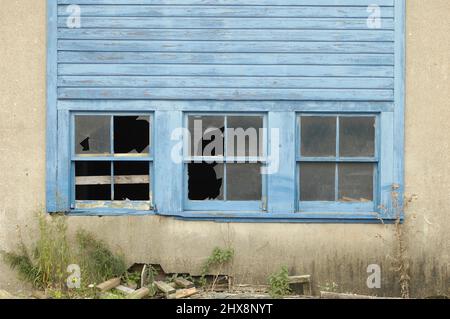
[111,162,114,202]
[110,116,114,201]
[335,116,340,201]
[223,116,228,201]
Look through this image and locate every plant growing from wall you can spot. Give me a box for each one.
[1,212,128,297]
[391,185,412,299]
[122,271,141,289]
[1,213,71,289]
[268,265,292,298]
[199,247,234,290]
[75,229,127,286]
[146,265,160,296]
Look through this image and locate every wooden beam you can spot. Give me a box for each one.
[127,287,150,299]
[154,281,176,295]
[96,278,121,292]
[288,275,312,296]
[288,275,311,284]
[115,285,135,295]
[174,278,195,289]
[320,291,392,299]
[167,288,198,299]
[76,175,149,185]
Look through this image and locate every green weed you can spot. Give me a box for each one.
[268,266,292,298]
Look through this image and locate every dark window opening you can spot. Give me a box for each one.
[114,116,150,154]
[75,161,111,200]
[188,162,223,200]
[114,162,150,201]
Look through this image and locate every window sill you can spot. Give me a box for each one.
[64,209,402,224]
[162,211,401,224]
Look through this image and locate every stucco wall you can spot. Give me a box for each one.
[0,0,448,297]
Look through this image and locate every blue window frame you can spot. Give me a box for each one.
[183,113,267,212]
[296,114,379,213]
[70,112,154,212]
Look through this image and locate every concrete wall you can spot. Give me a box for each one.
[0,0,448,297]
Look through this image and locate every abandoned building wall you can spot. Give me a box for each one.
[0,0,448,297]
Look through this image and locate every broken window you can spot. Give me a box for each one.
[73,114,152,210]
[298,115,377,204]
[186,114,265,206]
[75,161,111,201]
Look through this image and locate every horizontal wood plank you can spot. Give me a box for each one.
[57,17,395,30]
[58,0,393,6]
[58,88,394,101]
[58,76,394,89]
[58,52,394,65]
[57,6,394,18]
[75,175,150,185]
[58,29,394,42]
[154,281,176,295]
[96,278,121,292]
[59,100,394,112]
[58,40,394,53]
[58,64,394,77]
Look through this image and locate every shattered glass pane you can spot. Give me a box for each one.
[114,162,150,201]
[300,163,335,201]
[188,116,224,157]
[114,116,150,154]
[188,162,224,200]
[226,164,262,201]
[338,163,374,202]
[301,116,336,157]
[75,116,111,155]
[339,117,375,157]
[227,116,264,158]
[75,161,111,200]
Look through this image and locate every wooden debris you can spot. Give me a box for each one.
[320,291,391,299]
[154,281,176,295]
[288,275,312,295]
[115,285,136,295]
[167,288,198,299]
[127,287,150,299]
[288,275,311,284]
[140,264,149,288]
[174,277,194,289]
[96,277,121,292]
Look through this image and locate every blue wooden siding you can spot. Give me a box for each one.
[47,0,405,222]
[56,0,395,101]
